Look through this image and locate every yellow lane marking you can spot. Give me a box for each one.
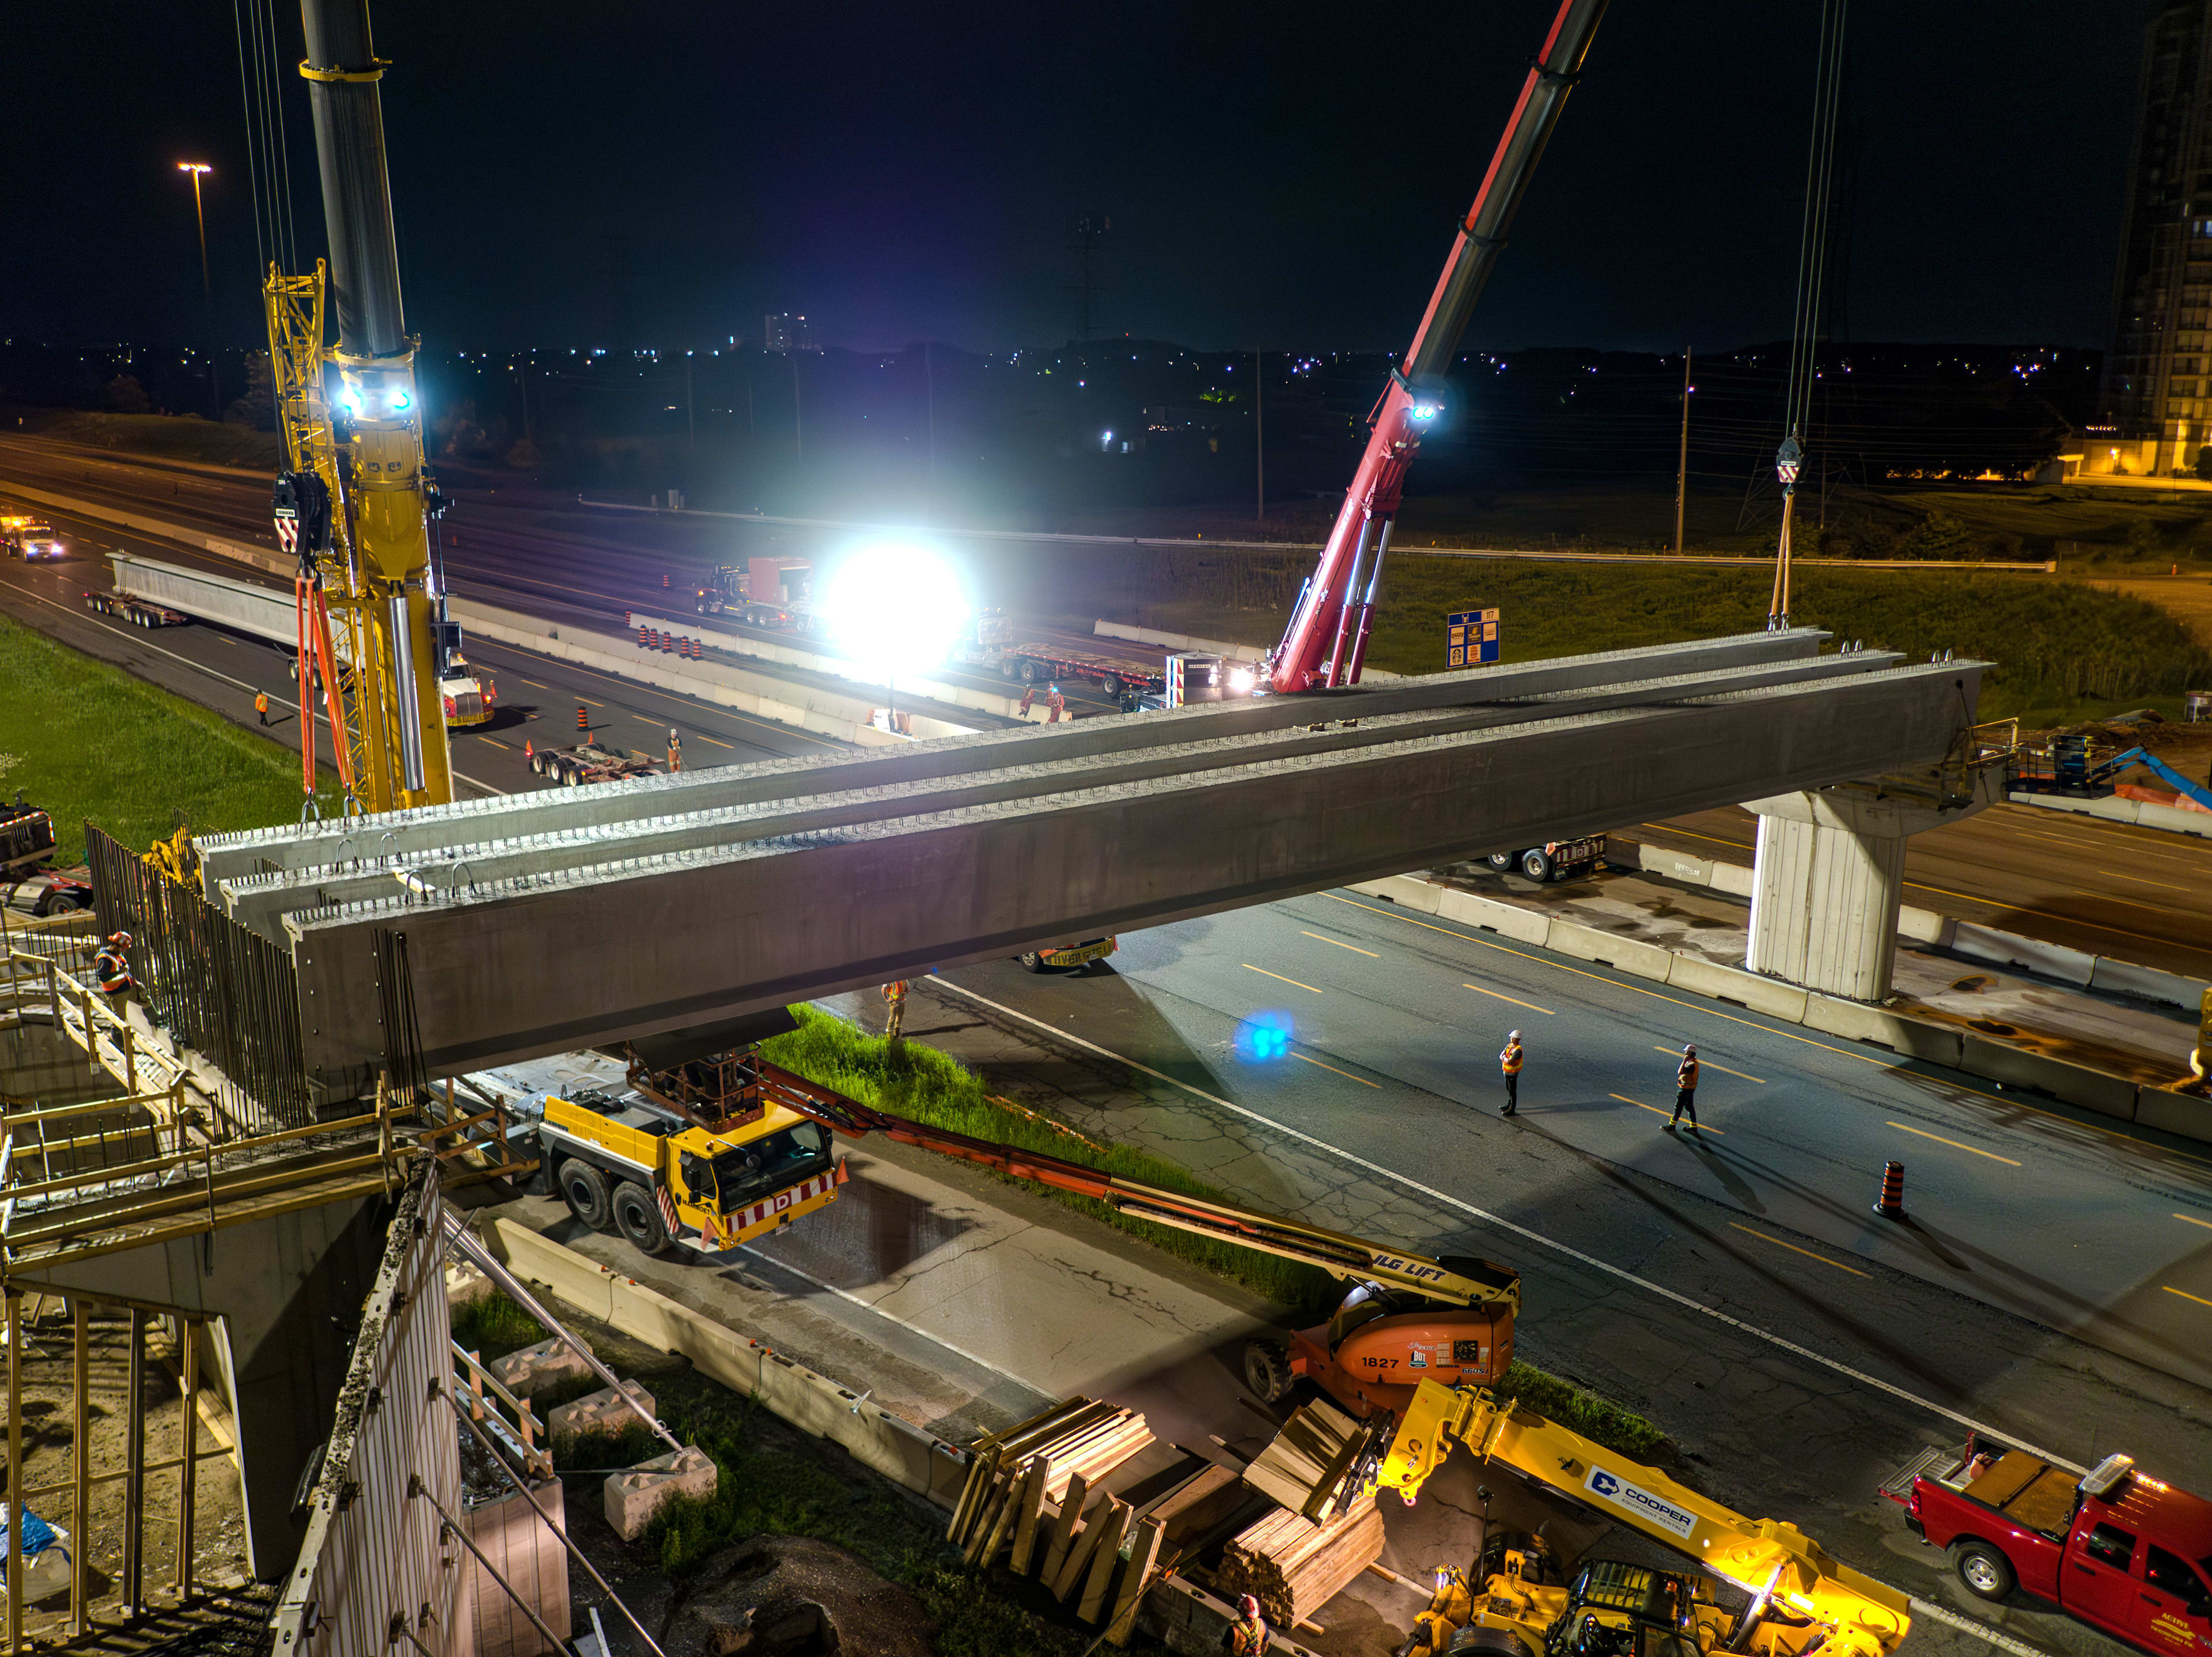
[1899,879,2206,951]
[1464,982,1554,1015]
[2177,1213,2212,1231]
[1653,1046,1764,1083]
[1885,1121,2021,1166]
[1244,964,1323,994]
[575,695,605,708]
[478,737,514,750]
[1728,1222,1868,1277]
[1302,930,1379,957]
[690,732,735,748]
[1611,1094,1725,1133]
[518,678,550,689]
[1293,1053,1381,1088]
[2165,1285,2212,1310]
[1637,823,1749,851]
[1318,892,2212,1169]
[2097,869,2190,892]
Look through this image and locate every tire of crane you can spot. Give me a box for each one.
[1446,1628,1533,1657]
[1949,1539,2015,1603]
[611,1181,676,1257]
[1017,950,1046,973]
[1518,848,1553,883]
[557,1158,614,1232]
[1243,1338,1293,1403]
[1486,852,1514,872]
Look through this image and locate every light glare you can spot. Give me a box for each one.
[822,540,969,676]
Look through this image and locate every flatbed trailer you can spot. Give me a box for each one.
[952,611,1167,699]
[84,589,189,629]
[530,739,660,786]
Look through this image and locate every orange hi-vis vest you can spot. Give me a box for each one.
[1501,1042,1524,1075]
[1679,1056,1700,1089]
[1229,1615,1269,1656]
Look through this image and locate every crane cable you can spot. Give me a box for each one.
[1769,0,1849,628]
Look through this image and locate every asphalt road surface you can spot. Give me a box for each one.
[1637,805,2212,981]
[0,496,841,799]
[0,433,1132,713]
[929,890,2212,1396]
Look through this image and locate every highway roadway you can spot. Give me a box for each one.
[1637,805,2212,981]
[0,433,1135,714]
[0,494,844,800]
[919,888,2212,1398]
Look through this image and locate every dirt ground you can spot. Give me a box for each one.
[3,1295,255,1650]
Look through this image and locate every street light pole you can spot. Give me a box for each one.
[177,162,219,417]
[1673,347,1693,556]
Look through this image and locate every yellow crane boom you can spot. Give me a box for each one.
[1380,1380,1911,1657]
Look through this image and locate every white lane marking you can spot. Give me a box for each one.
[1911,1597,2054,1657]
[735,1242,1048,1398]
[931,975,2088,1474]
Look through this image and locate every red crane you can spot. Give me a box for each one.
[1266,0,1610,694]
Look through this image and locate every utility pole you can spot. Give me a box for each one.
[686,357,695,450]
[178,162,221,417]
[1255,347,1265,523]
[925,341,937,495]
[1673,347,1693,555]
[792,350,802,464]
[516,361,531,440]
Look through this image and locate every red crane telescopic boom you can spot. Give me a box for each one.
[1266,0,1610,694]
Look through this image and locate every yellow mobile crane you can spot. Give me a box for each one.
[259,0,453,816]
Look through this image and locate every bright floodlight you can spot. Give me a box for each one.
[822,540,968,675]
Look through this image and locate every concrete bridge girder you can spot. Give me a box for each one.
[279,652,1986,1101]
[196,629,1843,885]
[215,646,1912,939]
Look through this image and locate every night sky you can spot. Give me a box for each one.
[16,2,2161,355]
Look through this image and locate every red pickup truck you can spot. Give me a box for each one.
[1897,1439,2212,1657]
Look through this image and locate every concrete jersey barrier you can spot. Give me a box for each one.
[1346,873,2212,1146]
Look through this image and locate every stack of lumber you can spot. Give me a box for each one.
[1214,1490,1385,1630]
[946,1397,1154,1565]
[1241,1397,1373,1523]
[950,1395,1266,1647]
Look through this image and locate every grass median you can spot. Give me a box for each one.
[0,609,329,862]
[762,1004,1668,1462]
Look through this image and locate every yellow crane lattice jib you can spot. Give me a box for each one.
[1378,1382,1910,1657]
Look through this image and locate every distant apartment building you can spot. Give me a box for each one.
[762,313,813,353]
[2094,1,2212,476]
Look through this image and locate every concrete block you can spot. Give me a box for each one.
[1958,1036,2138,1121]
[548,1379,657,1443]
[1665,955,1809,1022]
[1802,996,1964,1065]
[2088,956,2210,1011]
[488,1337,593,1399]
[1545,918,1673,981]
[1434,887,1550,945]
[444,1259,495,1310]
[1710,860,1755,898]
[2136,1087,2212,1143]
[1895,905,1955,947]
[1347,875,1441,914]
[1637,846,1714,887]
[1950,923,2095,988]
[603,1446,718,1540]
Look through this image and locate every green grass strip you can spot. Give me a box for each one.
[762,1005,1667,1460]
[0,608,329,863]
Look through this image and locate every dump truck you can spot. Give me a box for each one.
[1893,1439,2212,1656]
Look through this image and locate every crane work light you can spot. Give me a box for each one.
[821,539,969,676]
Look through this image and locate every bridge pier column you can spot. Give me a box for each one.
[1743,774,1998,1002]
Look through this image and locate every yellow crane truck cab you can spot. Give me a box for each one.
[539,1085,845,1258]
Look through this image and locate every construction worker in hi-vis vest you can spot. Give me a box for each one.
[1498,1029,1524,1117]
